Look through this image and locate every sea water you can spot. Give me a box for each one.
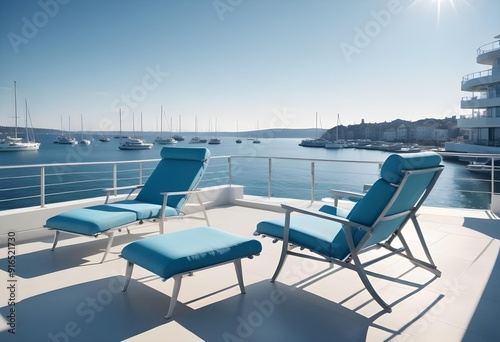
[0,133,491,210]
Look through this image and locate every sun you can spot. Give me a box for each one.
[433,0,456,26]
[411,0,469,28]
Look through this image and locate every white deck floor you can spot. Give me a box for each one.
[1,201,499,341]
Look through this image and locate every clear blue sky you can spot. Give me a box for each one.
[0,0,499,133]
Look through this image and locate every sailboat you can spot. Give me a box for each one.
[236,121,242,144]
[189,116,207,144]
[119,111,153,150]
[253,120,261,144]
[78,113,91,145]
[172,115,185,142]
[299,112,328,147]
[155,106,177,145]
[208,118,221,144]
[54,116,77,144]
[325,113,345,149]
[0,81,40,152]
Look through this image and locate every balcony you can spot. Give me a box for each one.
[477,39,500,65]
[1,153,500,340]
[461,69,500,92]
[461,96,500,110]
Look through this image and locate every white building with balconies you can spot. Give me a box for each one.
[445,34,500,153]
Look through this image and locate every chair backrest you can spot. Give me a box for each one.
[345,152,443,252]
[135,147,210,210]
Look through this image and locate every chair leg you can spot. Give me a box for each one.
[166,275,182,320]
[100,231,116,263]
[196,192,210,226]
[234,259,246,294]
[350,252,392,313]
[271,210,292,282]
[51,230,60,251]
[122,261,134,292]
[271,244,288,283]
[410,216,440,271]
[344,226,392,313]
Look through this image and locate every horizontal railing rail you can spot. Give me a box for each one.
[477,40,500,55]
[462,68,493,84]
[1,153,500,211]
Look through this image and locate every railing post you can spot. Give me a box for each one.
[40,166,45,208]
[311,161,315,204]
[113,163,117,196]
[268,158,272,198]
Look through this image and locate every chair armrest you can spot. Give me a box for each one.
[329,189,365,206]
[280,204,371,232]
[104,185,144,203]
[159,189,201,197]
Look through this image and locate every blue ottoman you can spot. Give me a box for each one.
[121,226,262,319]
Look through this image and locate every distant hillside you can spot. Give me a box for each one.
[0,126,326,139]
[0,126,59,135]
[220,128,327,138]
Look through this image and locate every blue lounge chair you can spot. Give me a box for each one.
[45,147,211,262]
[255,152,444,313]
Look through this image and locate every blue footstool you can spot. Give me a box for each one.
[121,226,262,319]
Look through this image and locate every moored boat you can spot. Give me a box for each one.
[0,82,40,152]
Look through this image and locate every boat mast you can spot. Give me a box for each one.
[80,113,84,140]
[132,113,135,138]
[119,108,122,141]
[14,81,18,139]
[25,99,29,141]
[336,113,339,141]
[160,106,163,138]
[315,112,318,139]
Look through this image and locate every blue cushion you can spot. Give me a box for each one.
[46,205,137,236]
[380,152,442,184]
[121,227,262,279]
[106,200,178,219]
[160,146,210,161]
[135,159,206,208]
[256,210,352,260]
[136,147,210,208]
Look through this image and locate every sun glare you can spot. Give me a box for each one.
[412,0,469,28]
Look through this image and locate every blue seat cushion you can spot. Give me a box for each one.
[256,205,353,260]
[106,200,178,220]
[121,227,263,280]
[45,205,138,236]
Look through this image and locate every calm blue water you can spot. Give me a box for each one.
[0,133,491,210]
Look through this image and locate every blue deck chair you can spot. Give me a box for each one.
[255,152,444,313]
[45,147,211,262]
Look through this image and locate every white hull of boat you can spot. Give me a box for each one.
[0,141,40,151]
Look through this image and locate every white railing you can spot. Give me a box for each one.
[477,40,500,56]
[462,68,493,84]
[1,153,500,211]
